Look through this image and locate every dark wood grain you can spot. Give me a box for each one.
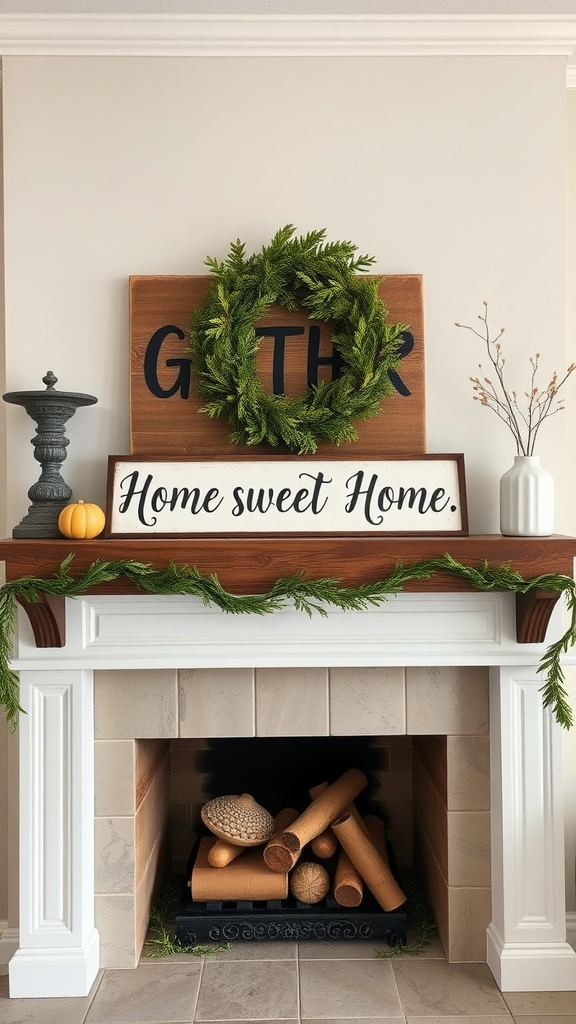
[516,589,562,644]
[1,535,574,593]
[16,593,66,648]
[129,275,425,458]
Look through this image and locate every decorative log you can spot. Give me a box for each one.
[332,813,372,908]
[290,862,330,904]
[208,807,298,867]
[311,828,338,859]
[308,782,328,800]
[309,781,367,838]
[207,838,245,868]
[192,837,288,901]
[272,807,300,834]
[363,814,390,865]
[308,784,338,858]
[264,768,367,873]
[333,849,364,908]
[331,813,406,912]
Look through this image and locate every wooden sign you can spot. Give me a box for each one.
[129,275,425,459]
[105,454,468,537]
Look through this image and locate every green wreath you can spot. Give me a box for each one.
[188,225,409,454]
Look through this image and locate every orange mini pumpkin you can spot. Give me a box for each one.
[58,500,105,539]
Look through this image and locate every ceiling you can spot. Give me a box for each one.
[0,0,575,14]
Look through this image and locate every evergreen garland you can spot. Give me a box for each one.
[188,225,408,454]
[0,553,574,731]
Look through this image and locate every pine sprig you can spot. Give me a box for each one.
[144,876,231,959]
[188,225,408,454]
[1,555,575,730]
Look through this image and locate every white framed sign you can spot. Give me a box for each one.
[105,455,468,537]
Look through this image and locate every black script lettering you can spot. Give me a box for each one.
[230,487,276,516]
[231,487,245,517]
[254,326,304,395]
[377,487,395,513]
[156,487,224,516]
[247,488,275,514]
[231,472,332,517]
[395,487,429,514]
[144,325,191,399]
[118,471,157,527]
[345,471,383,526]
[275,487,294,513]
[298,472,331,514]
[118,471,223,527]
[346,471,454,526]
[151,486,168,513]
[429,488,451,513]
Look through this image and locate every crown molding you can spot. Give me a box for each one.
[0,13,575,62]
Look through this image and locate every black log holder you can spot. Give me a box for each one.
[175,843,407,948]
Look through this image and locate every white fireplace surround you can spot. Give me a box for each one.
[6,588,576,998]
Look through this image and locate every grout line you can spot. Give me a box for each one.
[295,943,302,1022]
[191,952,205,1023]
[80,968,106,1024]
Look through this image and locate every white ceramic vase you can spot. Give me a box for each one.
[499,455,554,537]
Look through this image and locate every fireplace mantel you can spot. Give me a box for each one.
[3,532,576,999]
[1,533,575,648]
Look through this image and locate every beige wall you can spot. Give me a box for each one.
[0,52,574,940]
[0,55,570,534]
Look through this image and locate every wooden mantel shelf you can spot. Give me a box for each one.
[0,534,575,649]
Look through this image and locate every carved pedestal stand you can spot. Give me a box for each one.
[2,371,97,538]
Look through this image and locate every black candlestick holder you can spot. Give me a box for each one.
[3,371,98,538]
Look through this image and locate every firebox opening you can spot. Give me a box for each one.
[171,735,412,947]
[119,728,490,968]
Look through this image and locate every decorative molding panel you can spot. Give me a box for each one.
[11,592,545,671]
[0,14,575,62]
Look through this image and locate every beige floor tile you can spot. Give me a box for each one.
[511,1017,576,1024]
[0,972,103,1024]
[202,941,297,961]
[392,960,508,1016]
[503,992,576,1015]
[298,940,384,960]
[379,932,446,960]
[304,1020,404,1024]
[297,932,445,962]
[140,935,297,965]
[406,1018,513,1024]
[195,959,298,1020]
[405,1018,513,1024]
[84,962,202,1022]
[299,959,403,1019]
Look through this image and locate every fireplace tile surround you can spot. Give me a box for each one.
[92,666,491,970]
[4,583,576,998]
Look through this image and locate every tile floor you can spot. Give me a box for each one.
[1,935,575,1024]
